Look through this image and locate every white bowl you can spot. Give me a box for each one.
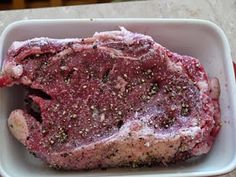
[0,19,236,177]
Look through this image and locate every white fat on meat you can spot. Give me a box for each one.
[8,109,28,145]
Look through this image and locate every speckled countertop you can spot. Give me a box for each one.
[0,0,235,177]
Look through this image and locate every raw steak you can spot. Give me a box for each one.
[0,28,221,170]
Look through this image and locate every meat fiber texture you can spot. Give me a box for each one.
[0,27,221,170]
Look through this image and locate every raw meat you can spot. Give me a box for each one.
[0,28,221,170]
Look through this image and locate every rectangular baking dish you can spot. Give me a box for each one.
[0,19,236,177]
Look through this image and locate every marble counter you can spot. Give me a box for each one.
[0,0,235,176]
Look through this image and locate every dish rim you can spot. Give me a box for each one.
[0,18,235,177]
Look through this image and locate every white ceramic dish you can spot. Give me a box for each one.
[0,19,236,177]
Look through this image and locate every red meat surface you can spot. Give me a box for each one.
[0,28,221,170]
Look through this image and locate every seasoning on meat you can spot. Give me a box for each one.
[0,27,221,170]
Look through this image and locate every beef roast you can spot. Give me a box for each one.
[0,27,221,170]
